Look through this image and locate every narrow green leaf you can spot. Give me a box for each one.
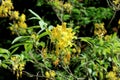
[12,36,30,44]
[38,31,49,39]
[0,48,10,54]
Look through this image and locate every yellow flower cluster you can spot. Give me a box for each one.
[45,70,56,79]
[94,23,107,38]
[113,0,120,5]
[11,55,25,79]
[50,22,76,50]
[63,52,71,65]
[49,0,73,13]
[9,12,27,35]
[106,65,120,80]
[106,71,117,80]
[63,2,73,13]
[50,22,76,66]
[0,0,27,35]
[0,0,13,17]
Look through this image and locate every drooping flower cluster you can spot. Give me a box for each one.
[50,22,76,65]
[11,55,25,79]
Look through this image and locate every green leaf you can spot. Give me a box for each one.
[48,25,53,30]
[39,20,47,30]
[80,37,93,47]
[0,48,10,54]
[36,0,44,6]
[38,31,49,39]
[24,43,33,52]
[0,54,9,60]
[99,72,103,80]
[12,36,30,44]
[63,15,70,21]
[10,47,19,54]
[88,68,92,74]
[9,42,29,50]
[29,9,41,20]
[38,41,45,47]
[1,63,8,69]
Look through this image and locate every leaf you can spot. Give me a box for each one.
[38,31,49,39]
[36,0,44,6]
[99,72,103,80]
[0,48,10,54]
[0,54,9,60]
[38,41,45,47]
[48,25,53,30]
[12,36,30,44]
[63,15,70,21]
[1,63,8,69]
[88,68,92,74]
[10,47,19,54]
[80,37,93,47]
[39,20,47,30]
[24,43,33,52]
[9,42,28,50]
[29,9,41,20]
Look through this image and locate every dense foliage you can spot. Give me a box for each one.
[0,0,120,80]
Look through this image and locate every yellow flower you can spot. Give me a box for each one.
[113,66,118,72]
[19,14,26,22]
[0,0,13,17]
[11,56,17,61]
[53,58,59,67]
[10,11,19,20]
[66,52,71,61]
[118,19,120,25]
[18,22,27,28]
[113,0,120,5]
[50,70,56,77]
[94,23,107,37]
[45,71,50,78]
[63,2,73,13]
[50,22,76,50]
[72,48,77,53]
[106,71,117,80]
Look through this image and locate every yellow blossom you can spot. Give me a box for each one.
[45,71,50,78]
[113,66,118,72]
[53,58,60,67]
[50,70,56,77]
[0,0,13,17]
[63,2,73,13]
[94,23,107,37]
[50,22,76,50]
[18,22,27,28]
[113,0,120,5]
[118,19,120,25]
[10,11,19,20]
[72,48,77,53]
[19,14,26,22]
[10,55,25,79]
[106,71,117,80]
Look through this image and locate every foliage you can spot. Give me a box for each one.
[76,33,120,79]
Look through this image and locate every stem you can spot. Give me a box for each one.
[107,11,116,28]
